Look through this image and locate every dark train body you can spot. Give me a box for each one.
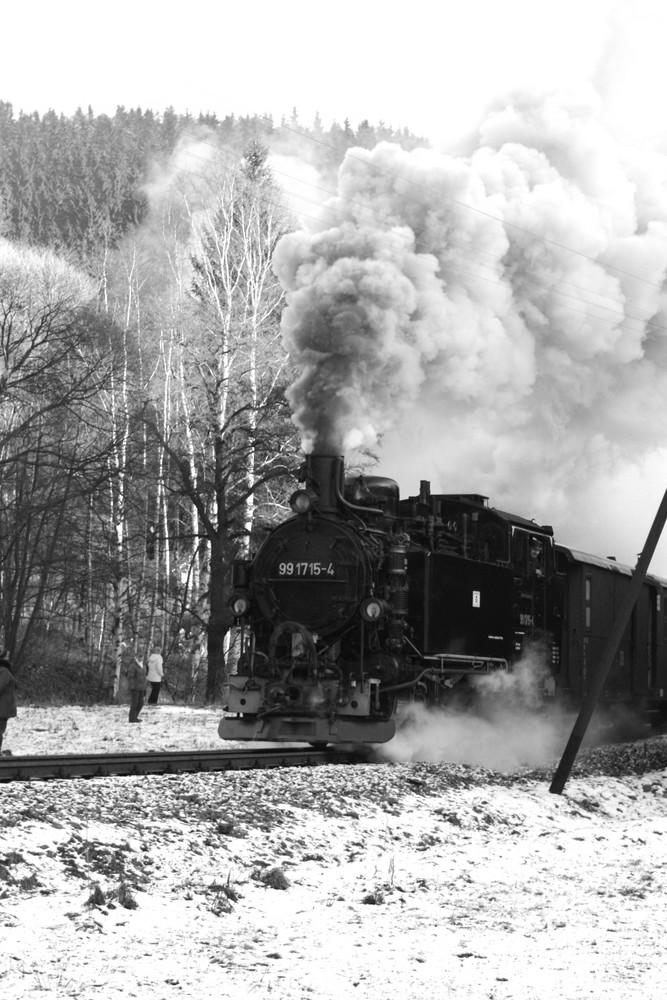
[219,455,667,745]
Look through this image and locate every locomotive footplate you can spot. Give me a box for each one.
[218,714,396,745]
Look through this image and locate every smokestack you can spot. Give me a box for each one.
[303,454,344,513]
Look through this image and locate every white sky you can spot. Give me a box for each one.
[2,0,666,148]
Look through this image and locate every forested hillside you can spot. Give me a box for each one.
[0,102,425,701]
[0,102,425,258]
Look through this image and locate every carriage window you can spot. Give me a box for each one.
[649,589,658,688]
[585,576,592,630]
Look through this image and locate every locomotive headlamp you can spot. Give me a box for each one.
[289,488,317,514]
[229,593,251,617]
[360,597,389,623]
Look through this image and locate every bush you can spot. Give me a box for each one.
[14,630,109,705]
[12,628,214,706]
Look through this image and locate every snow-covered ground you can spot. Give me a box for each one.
[1,704,666,999]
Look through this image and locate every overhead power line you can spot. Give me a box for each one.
[169,132,667,341]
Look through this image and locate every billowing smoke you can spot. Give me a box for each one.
[273,222,449,452]
[273,88,667,566]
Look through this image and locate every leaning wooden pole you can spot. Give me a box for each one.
[550,487,667,795]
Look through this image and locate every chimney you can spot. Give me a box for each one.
[302,454,344,513]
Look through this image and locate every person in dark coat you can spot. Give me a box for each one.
[0,656,17,754]
[126,656,147,723]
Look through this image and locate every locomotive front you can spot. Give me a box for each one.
[219,455,400,743]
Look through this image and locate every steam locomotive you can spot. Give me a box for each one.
[219,455,667,744]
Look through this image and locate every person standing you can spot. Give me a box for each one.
[0,656,17,754]
[146,646,164,705]
[126,656,147,723]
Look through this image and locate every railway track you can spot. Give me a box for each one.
[0,745,369,783]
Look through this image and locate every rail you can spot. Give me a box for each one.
[0,745,369,783]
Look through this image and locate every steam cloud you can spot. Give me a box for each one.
[378,654,562,771]
[379,701,564,772]
[273,89,667,564]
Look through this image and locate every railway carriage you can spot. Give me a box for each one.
[555,547,667,718]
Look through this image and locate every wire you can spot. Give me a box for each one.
[80,113,667,340]
[171,134,667,341]
[258,115,667,292]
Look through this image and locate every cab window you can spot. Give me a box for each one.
[512,528,547,579]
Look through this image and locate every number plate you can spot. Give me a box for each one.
[275,561,337,578]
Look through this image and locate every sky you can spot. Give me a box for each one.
[2,0,664,148]
[4,0,667,574]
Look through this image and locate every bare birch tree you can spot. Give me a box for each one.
[94,137,297,701]
[139,138,298,700]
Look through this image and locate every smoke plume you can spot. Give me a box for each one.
[273,89,667,566]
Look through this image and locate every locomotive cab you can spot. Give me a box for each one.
[508,521,563,685]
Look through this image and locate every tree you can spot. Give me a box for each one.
[141,138,298,700]
[0,241,118,667]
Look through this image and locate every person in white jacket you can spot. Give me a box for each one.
[146,646,165,705]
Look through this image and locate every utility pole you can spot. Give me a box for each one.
[550,487,667,795]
